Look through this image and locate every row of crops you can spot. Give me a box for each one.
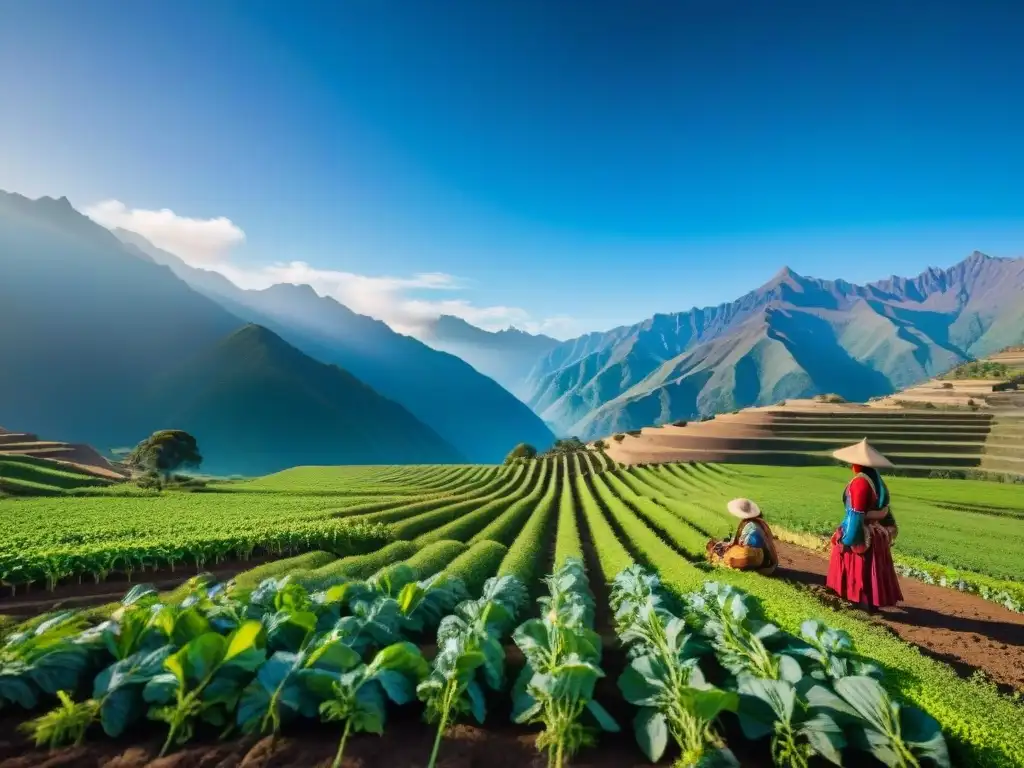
[1,550,949,768]
[2,456,1023,765]
[0,464,507,592]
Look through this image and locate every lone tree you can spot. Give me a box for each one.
[126,430,203,484]
[504,442,537,464]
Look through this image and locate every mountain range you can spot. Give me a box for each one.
[0,190,553,474]
[4,187,1022,465]
[427,253,1024,440]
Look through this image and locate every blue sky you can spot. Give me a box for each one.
[2,1,1024,338]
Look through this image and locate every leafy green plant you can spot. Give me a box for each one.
[792,620,882,682]
[418,632,490,768]
[21,690,98,749]
[834,676,950,768]
[611,568,737,766]
[0,611,91,711]
[689,584,803,683]
[511,560,617,768]
[419,575,526,768]
[736,676,847,768]
[143,620,266,755]
[303,641,428,768]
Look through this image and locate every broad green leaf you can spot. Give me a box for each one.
[800,712,846,766]
[777,654,804,685]
[585,699,619,732]
[901,706,951,767]
[172,608,211,646]
[375,669,417,705]
[618,660,662,706]
[185,634,227,683]
[307,639,361,673]
[834,676,893,733]
[633,707,668,762]
[373,642,429,680]
[0,676,38,709]
[142,672,178,704]
[467,679,486,724]
[687,687,739,722]
[100,687,139,737]
[225,621,264,663]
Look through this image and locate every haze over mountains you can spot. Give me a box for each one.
[418,314,559,401]
[0,190,553,473]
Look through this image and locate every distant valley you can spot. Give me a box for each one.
[0,191,553,474]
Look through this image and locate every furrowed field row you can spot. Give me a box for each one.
[415,462,541,545]
[575,465,1024,768]
[388,467,531,540]
[349,468,516,526]
[497,455,560,586]
[553,457,583,568]
[468,458,554,546]
[575,474,633,582]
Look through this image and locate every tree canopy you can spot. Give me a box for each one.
[126,429,203,481]
[504,442,538,464]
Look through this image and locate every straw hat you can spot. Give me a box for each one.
[832,438,894,469]
[727,498,761,520]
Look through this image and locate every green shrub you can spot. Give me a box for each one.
[613,433,626,442]
[813,393,847,403]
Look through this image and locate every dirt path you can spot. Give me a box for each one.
[773,541,1024,692]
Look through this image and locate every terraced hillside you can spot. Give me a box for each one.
[1,459,1022,768]
[0,426,128,494]
[875,346,1024,411]
[602,406,1024,477]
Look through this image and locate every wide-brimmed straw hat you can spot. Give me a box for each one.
[727,498,761,520]
[832,438,894,469]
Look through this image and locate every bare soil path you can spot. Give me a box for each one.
[773,540,1024,692]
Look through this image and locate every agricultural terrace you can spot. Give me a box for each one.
[1,457,1023,768]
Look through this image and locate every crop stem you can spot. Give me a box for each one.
[330,720,352,768]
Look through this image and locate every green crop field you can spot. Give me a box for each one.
[1,458,1022,768]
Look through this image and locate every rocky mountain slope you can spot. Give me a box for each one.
[524,253,1024,438]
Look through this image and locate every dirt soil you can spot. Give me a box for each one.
[0,558,278,616]
[773,541,1024,692]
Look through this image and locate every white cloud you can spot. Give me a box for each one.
[89,200,578,340]
[83,199,245,265]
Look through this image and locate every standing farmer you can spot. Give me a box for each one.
[827,439,903,612]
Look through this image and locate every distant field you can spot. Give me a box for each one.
[0,464,504,589]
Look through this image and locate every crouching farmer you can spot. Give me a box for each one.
[706,498,779,575]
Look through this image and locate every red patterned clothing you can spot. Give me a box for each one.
[826,468,903,608]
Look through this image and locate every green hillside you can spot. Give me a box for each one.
[136,324,463,475]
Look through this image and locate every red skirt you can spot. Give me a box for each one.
[826,525,903,608]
